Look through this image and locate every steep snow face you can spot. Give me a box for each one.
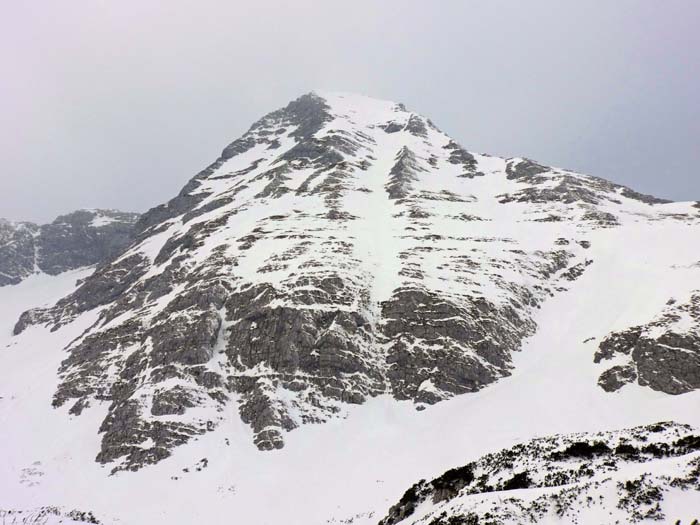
[0,209,139,286]
[11,92,700,476]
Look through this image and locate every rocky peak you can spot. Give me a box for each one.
[12,92,700,472]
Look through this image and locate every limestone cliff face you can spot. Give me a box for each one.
[595,291,700,394]
[13,92,700,472]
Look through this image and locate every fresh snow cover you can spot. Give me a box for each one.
[0,92,699,524]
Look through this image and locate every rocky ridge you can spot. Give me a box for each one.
[0,209,139,287]
[12,92,700,472]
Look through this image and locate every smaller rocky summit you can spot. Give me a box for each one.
[379,421,700,525]
[0,209,139,286]
[595,292,700,394]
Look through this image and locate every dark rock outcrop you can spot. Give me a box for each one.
[595,292,700,394]
[0,219,38,286]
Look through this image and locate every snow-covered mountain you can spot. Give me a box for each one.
[1,92,699,524]
[0,209,139,286]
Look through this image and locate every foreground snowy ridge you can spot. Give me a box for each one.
[1,92,699,524]
[379,421,700,525]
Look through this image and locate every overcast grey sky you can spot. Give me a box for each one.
[2,0,698,223]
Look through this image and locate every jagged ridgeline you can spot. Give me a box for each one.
[13,92,700,472]
[0,210,138,286]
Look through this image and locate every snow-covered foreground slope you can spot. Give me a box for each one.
[0,270,105,522]
[1,92,699,523]
[378,422,700,525]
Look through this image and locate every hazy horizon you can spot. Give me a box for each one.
[2,0,698,223]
